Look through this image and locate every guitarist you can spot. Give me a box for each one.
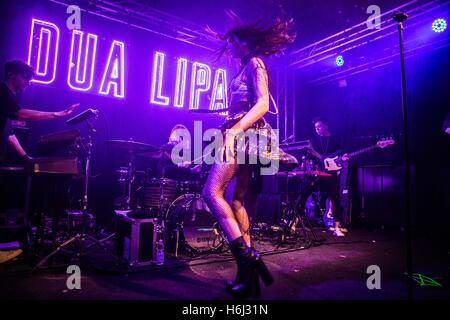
[310,117,349,237]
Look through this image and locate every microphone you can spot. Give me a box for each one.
[66,108,99,125]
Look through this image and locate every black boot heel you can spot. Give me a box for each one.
[230,271,261,299]
[250,272,261,298]
[228,236,271,299]
[225,279,235,293]
[255,259,274,286]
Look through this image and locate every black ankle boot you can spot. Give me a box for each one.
[227,236,273,299]
[225,245,254,293]
[226,272,261,298]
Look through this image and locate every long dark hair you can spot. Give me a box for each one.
[207,17,296,61]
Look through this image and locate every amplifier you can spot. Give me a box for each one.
[115,211,158,267]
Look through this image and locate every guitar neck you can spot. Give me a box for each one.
[347,145,378,159]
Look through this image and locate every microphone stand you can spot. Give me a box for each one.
[78,121,96,255]
[82,122,96,213]
[393,11,413,301]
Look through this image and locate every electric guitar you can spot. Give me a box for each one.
[309,138,395,172]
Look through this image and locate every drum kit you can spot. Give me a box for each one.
[107,138,333,254]
[107,139,222,257]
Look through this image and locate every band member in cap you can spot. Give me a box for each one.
[0,60,78,264]
[0,60,79,161]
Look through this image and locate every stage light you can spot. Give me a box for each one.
[335,55,344,67]
[432,18,447,33]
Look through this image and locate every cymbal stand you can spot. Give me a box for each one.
[125,149,136,210]
[278,173,320,247]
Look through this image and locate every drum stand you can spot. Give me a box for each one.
[278,174,320,247]
[34,121,118,270]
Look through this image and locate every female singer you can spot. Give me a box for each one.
[202,17,296,298]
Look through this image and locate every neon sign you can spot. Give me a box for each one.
[99,40,125,98]
[210,68,227,111]
[150,51,170,105]
[174,57,187,108]
[28,19,60,84]
[67,30,97,92]
[189,62,211,110]
[27,18,228,110]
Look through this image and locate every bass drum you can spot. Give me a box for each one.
[164,194,223,256]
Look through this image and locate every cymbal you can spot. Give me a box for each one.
[107,140,172,153]
[107,139,156,152]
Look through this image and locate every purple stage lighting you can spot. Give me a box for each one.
[432,18,447,33]
[335,55,344,67]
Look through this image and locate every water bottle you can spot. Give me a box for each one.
[156,238,164,265]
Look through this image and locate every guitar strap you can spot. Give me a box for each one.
[319,136,330,155]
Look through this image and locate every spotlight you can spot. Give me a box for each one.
[335,55,344,67]
[432,18,447,33]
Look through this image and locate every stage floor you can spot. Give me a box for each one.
[1,227,449,300]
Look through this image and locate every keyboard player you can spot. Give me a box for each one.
[0,60,78,263]
[1,60,79,163]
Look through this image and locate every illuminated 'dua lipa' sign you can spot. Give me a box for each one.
[27,18,227,110]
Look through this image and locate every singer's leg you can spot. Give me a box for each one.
[203,162,241,241]
[232,165,252,246]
